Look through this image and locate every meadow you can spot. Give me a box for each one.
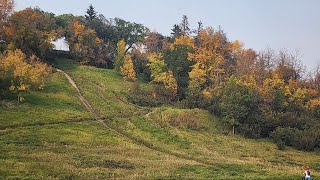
[0,59,319,179]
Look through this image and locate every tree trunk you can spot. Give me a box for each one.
[17,94,20,105]
[233,125,235,135]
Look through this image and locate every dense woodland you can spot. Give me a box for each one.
[1,1,320,151]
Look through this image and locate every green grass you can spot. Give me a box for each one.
[0,72,91,129]
[0,122,197,179]
[1,58,319,179]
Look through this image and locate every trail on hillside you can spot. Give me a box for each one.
[57,69,212,166]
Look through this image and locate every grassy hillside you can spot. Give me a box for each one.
[0,72,92,129]
[0,59,319,179]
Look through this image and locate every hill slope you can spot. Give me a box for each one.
[0,59,319,179]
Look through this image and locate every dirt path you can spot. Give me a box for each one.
[57,69,211,166]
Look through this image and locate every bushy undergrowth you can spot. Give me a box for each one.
[127,82,167,107]
[272,127,320,151]
[148,108,210,131]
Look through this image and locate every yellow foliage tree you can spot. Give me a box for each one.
[147,53,166,79]
[154,71,178,94]
[147,53,178,101]
[120,54,136,82]
[169,35,194,50]
[0,49,51,103]
[153,70,178,101]
[189,62,207,88]
[188,28,233,90]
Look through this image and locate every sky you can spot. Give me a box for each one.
[15,0,320,72]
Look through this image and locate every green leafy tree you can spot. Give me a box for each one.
[147,53,167,79]
[218,76,261,136]
[113,18,146,52]
[164,35,195,100]
[114,39,126,72]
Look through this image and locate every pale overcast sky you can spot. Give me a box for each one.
[15,0,320,71]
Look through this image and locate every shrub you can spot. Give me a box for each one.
[272,127,320,151]
[127,82,164,107]
[149,108,208,130]
[271,127,301,149]
[0,49,52,102]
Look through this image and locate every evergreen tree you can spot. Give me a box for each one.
[180,15,190,36]
[85,4,97,21]
[171,24,183,39]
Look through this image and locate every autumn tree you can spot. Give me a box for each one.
[130,46,150,81]
[4,8,56,60]
[147,53,177,101]
[0,0,14,48]
[152,70,178,101]
[187,62,208,107]
[274,49,304,83]
[314,64,320,90]
[187,27,234,103]
[254,48,276,85]
[0,49,51,102]
[67,20,109,67]
[144,30,164,54]
[121,54,136,81]
[0,0,14,38]
[235,49,257,77]
[0,0,14,22]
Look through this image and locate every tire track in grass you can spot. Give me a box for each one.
[57,68,213,166]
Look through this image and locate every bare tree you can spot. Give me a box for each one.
[275,49,305,82]
[0,0,14,42]
[255,48,276,84]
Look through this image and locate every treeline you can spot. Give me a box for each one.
[0,1,320,151]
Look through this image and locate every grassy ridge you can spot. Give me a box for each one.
[0,58,319,179]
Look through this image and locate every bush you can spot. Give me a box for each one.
[272,127,320,151]
[148,108,208,131]
[127,93,163,107]
[296,129,320,151]
[127,82,164,107]
[276,140,286,150]
[271,127,301,149]
[0,49,52,102]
